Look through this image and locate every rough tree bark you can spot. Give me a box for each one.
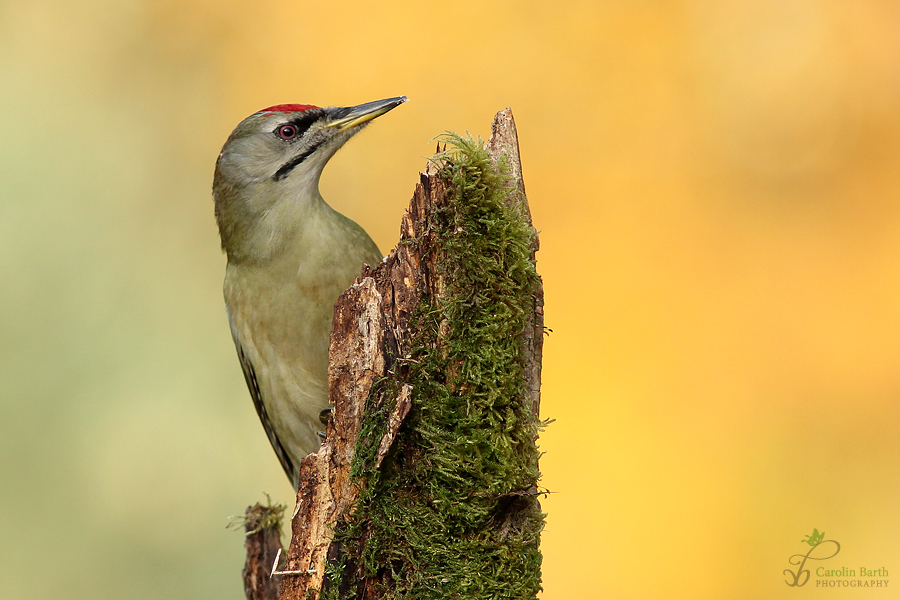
[242,108,543,600]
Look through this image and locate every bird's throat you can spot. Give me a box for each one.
[217,180,327,266]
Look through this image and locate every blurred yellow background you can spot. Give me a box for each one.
[2,1,899,598]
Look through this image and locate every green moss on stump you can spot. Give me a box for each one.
[331,133,544,600]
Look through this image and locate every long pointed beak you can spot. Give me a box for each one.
[325,96,408,132]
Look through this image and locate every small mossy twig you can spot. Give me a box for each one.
[231,496,285,600]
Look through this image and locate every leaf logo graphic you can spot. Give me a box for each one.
[801,529,824,546]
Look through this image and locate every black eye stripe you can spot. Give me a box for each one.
[287,118,312,137]
[278,109,324,139]
[273,114,318,141]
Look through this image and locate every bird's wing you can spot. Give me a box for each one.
[229,321,299,488]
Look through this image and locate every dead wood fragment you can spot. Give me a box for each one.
[241,502,284,600]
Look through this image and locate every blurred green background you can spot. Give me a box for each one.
[2,1,899,598]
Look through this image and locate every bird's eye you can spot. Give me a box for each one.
[277,125,298,140]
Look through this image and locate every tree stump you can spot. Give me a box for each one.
[267,108,544,600]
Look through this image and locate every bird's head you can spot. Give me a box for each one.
[213,96,407,263]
